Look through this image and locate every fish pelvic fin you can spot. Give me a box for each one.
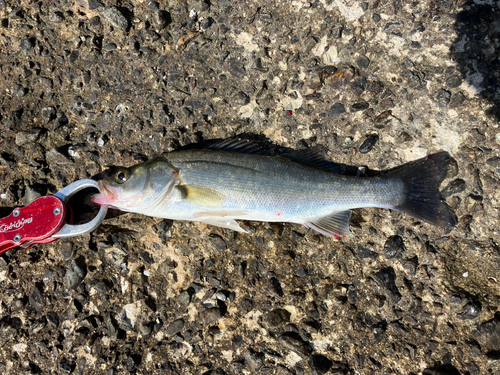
[305,210,353,239]
[197,217,248,232]
[385,152,457,227]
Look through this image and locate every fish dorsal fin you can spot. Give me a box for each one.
[305,210,353,239]
[282,147,353,174]
[177,185,226,206]
[208,138,267,155]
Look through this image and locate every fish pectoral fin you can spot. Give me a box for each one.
[197,217,248,233]
[177,185,226,207]
[305,210,353,239]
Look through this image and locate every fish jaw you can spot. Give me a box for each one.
[92,181,123,209]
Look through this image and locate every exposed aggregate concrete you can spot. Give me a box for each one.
[0,0,499,374]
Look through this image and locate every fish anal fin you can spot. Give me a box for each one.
[197,217,248,233]
[177,185,226,206]
[305,210,353,239]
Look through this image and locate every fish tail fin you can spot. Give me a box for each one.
[385,152,457,227]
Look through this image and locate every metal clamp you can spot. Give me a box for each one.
[52,179,108,239]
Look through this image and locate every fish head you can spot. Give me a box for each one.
[92,158,179,212]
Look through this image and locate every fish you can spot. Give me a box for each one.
[92,139,457,238]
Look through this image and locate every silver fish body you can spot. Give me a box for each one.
[92,141,456,237]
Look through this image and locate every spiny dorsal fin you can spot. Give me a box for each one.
[282,148,357,175]
[208,138,267,155]
[305,210,353,239]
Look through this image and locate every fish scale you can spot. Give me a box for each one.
[171,152,402,217]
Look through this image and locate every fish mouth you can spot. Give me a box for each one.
[92,181,120,206]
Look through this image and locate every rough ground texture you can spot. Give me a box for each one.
[0,0,499,374]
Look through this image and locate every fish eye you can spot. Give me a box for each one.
[115,169,130,184]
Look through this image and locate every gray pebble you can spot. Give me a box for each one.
[436,88,451,107]
[355,244,377,259]
[227,58,247,78]
[384,235,404,259]
[9,8,24,20]
[14,85,28,97]
[69,50,79,63]
[24,185,44,205]
[209,277,221,288]
[458,301,481,320]
[263,309,291,329]
[46,149,73,167]
[59,242,74,261]
[101,7,128,30]
[76,0,103,10]
[449,91,466,108]
[359,134,378,153]
[278,332,312,356]
[29,284,44,312]
[329,103,345,117]
[373,267,401,303]
[244,349,264,372]
[50,11,64,23]
[104,43,117,51]
[269,277,284,297]
[66,257,87,289]
[94,281,108,293]
[402,59,414,67]
[40,77,53,89]
[309,355,333,375]
[234,91,250,105]
[350,102,369,112]
[333,26,343,39]
[105,313,120,341]
[373,323,387,344]
[356,55,370,69]
[148,1,159,10]
[166,319,185,335]
[297,266,308,277]
[140,251,154,264]
[118,304,138,330]
[252,57,268,72]
[15,128,42,146]
[210,234,227,251]
[178,290,191,305]
[475,316,500,351]
[59,358,72,372]
[442,178,466,198]
[201,307,223,325]
[188,282,204,293]
[467,362,480,375]
[200,17,213,30]
[446,75,462,89]
[450,295,462,304]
